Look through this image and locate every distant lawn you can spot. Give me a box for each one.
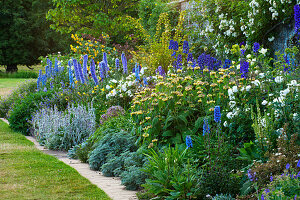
[0,65,44,73]
[0,120,111,200]
[0,79,35,97]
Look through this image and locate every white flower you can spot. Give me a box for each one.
[252,80,260,86]
[293,113,298,121]
[287,80,297,86]
[232,86,238,93]
[228,88,234,96]
[227,112,234,119]
[106,85,111,90]
[127,90,132,97]
[229,101,236,109]
[268,36,275,42]
[259,73,265,78]
[262,100,268,105]
[274,76,283,83]
[269,93,273,97]
[259,48,268,55]
[110,79,117,83]
[280,88,290,96]
[223,121,228,127]
[246,85,251,91]
[246,54,252,59]
[121,85,127,92]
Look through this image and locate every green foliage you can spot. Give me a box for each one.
[0,80,36,118]
[238,141,264,162]
[8,89,65,135]
[0,71,38,78]
[47,0,145,45]
[0,0,70,72]
[142,146,201,199]
[88,130,137,171]
[212,194,235,200]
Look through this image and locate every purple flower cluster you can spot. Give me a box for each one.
[203,118,210,136]
[294,5,300,35]
[121,53,127,74]
[185,135,193,149]
[90,58,98,85]
[223,59,231,69]
[253,42,260,53]
[240,60,249,78]
[169,40,179,51]
[197,53,222,71]
[99,61,106,79]
[247,169,257,182]
[183,40,189,54]
[100,106,125,124]
[115,58,120,70]
[214,106,221,123]
[83,54,88,81]
[77,62,85,84]
[73,59,81,82]
[156,66,166,77]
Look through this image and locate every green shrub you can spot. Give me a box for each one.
[121,165,147,190]
[8,90,65,135]
[0,80,36,118]
[0,71,38,78]
[88,130,137,171]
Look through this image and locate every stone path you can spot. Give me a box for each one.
[0,118,138,200]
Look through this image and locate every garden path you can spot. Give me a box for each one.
[0,118,138,200]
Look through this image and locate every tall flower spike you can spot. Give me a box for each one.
[183,40,189,54]
[77,62,85,84]
[203,118,210,136]
[90,58,98,85]
[83,54,88,80]
[173,41,179,51]
[99,61,106,79]
[54,58,59,75]
[294,5,300,35]
[253,42,260,53]
[73,59,81,82]
[115,58,120,70]
[214,106,221,123]
[169,40,174,50]
[103,52,109,72]
[185,136,193,149]
[187,53,193,63]
[121,53,128,74]
[68,63,74,87]
[134,63,140,82]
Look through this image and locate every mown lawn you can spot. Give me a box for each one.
[0,78,34,97]
[0,120,111,200]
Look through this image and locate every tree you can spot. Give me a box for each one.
[0,0,71,72]
[46,0,143,44]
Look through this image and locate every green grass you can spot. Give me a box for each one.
[0,65,44,74]
[0,120,111,200]
[0,79,35,97]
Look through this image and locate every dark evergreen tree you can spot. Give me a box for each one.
[0,0,70,72]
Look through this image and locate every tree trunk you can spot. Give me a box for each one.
[6,64,18,73]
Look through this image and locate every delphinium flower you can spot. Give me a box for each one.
[183,40,189,54]
[185,135,193,149]
[241,49,246,56]
[294,5,300,36]
[253,42,260,53]
[41,74,46,86]
[240,41,245,47]
[54,58,59,75]
[177,54,182,68]
[73,59,81,82]
[173,41,179,51]
[45,65,50,78]
[203,118,210,136]
[283,55,290,72]
[169,40,174,50]
[82,54,88,81]
[99,61,106,79]
[115,58,120,70]
[121,53,128,74]
[223,59,231,69]
[197,53,206,70]
[297,160,300,167]
[213,58,222,71]
[270,175,273,182]
[214,106,221,123]
[240,60,249,78]
[156,66,166,77]
[68,61,74,87]
[261,194,265,200]
[286,163,290,170]
[37,70,42,91]
[143,78,148,86]
[134,63,140,82]
[77,62,85,84]
[247,169,257,182]
[47,59,53,77]
[90,58,98,85]
[187,53,193,63]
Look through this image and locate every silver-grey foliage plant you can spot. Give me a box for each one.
[32,103,96,150]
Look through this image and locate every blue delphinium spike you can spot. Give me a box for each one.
[90,58,98,85]
[294,5,300,36]
[183,41,189,54]
[286,163,290,170]
[73,59,81,82]
[37,70,42,91]
[173,41,179,51]
[115,58,120,70]
[185,136,193,149]
[121,53,128,74]
[203,118,210,136]
[77,62,85,84]
[214,106,221,123]
[68,65,74,87]
[143,78,148,86]
[54,58,59,74]
[135,63,140,82]
[99,61,106,79]
[240,60,249,78]
[297,160,300,168]
[83,54,88,80]
[169,40,174,50]
[187,53,193,63]
[103,52,108,67]
[156,66,165,77]
[253,42,260,53]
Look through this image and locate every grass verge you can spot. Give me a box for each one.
[0,120,111,200]
[0,78,35,97]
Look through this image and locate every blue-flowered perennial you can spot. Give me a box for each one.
[90,58,99,85]
[121,53,128,74]
[214,106,221,123]
[185,135,193,149]
[183,40,189,54]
